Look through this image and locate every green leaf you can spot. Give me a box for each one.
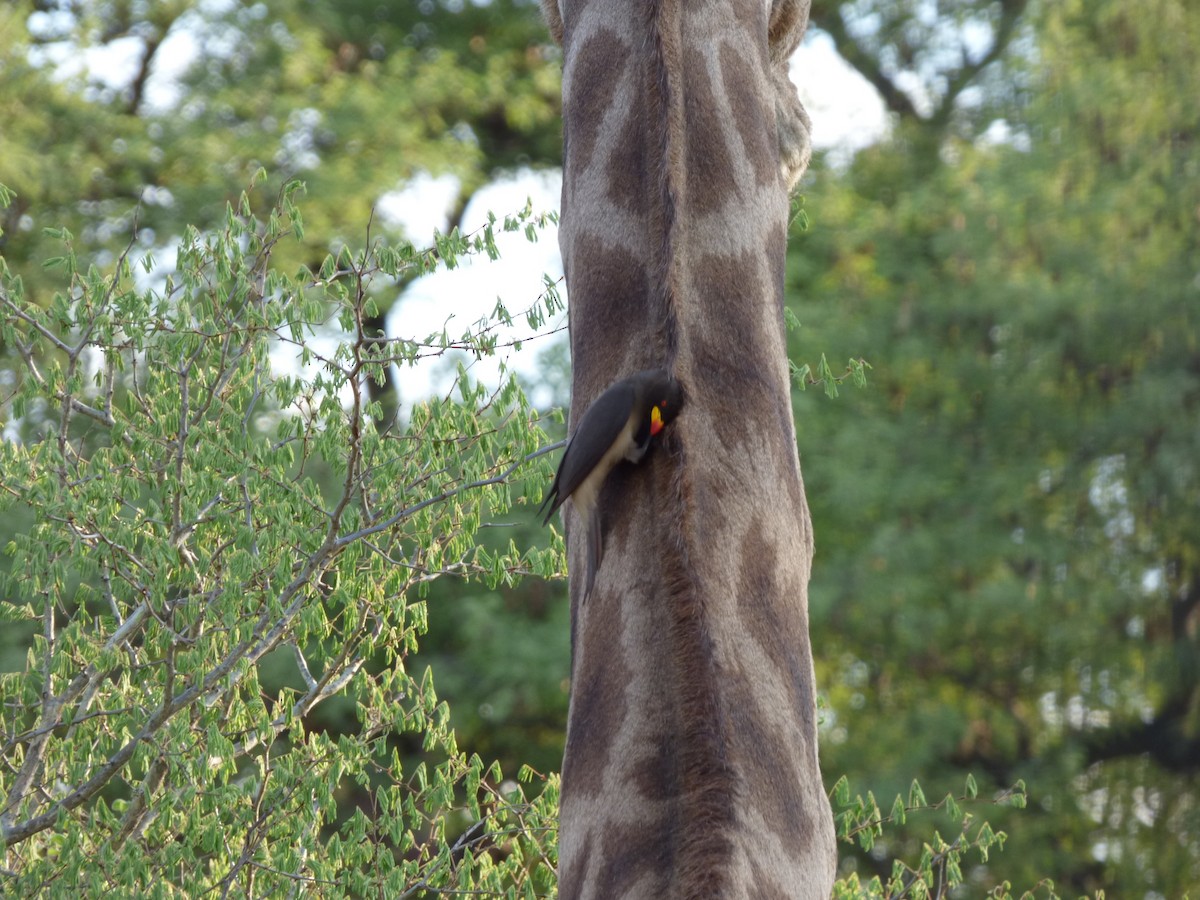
[909,779,927,809]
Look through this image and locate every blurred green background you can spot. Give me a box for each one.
[1,0,1196,894]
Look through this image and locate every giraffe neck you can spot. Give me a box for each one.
[551,0,836,896]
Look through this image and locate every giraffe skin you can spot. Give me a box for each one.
[542,0,837,896]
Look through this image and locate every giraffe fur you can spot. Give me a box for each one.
[543,0,837,896]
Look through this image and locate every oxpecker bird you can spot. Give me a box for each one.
[541,369,684,596]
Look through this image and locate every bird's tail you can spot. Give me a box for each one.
[538,488,558,526]
[584,504,603,599]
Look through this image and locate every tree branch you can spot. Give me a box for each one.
[125,32,164,116]
[1082,692,1200,773]
[809,4,920,120]
[811,0,1030,129]
[932,0,1030,127]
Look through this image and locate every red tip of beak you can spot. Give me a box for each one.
[649,405,664,436]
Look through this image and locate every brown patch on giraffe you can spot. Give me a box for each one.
[690,246,796,458]
[561,587,631,800]
[630,732,680,802]
[682,42,739,217]
[726,667,814,857]
[736,517,817,735]
[563,26,627,185]
[595,812,675,898]
[566,239,653,386]
[720,43,776,186]
[606,86,654,218]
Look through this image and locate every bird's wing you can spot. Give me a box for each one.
[542,382,635,523]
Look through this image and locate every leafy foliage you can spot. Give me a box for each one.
[832,776,1039,899]
[3,0,561,301]
[0,180,563,894]
[797,0,1199,894]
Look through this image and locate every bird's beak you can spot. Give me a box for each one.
[650,406,664,436]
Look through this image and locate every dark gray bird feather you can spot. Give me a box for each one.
[540,369,683,595]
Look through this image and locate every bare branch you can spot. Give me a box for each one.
[810,5,920,120]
